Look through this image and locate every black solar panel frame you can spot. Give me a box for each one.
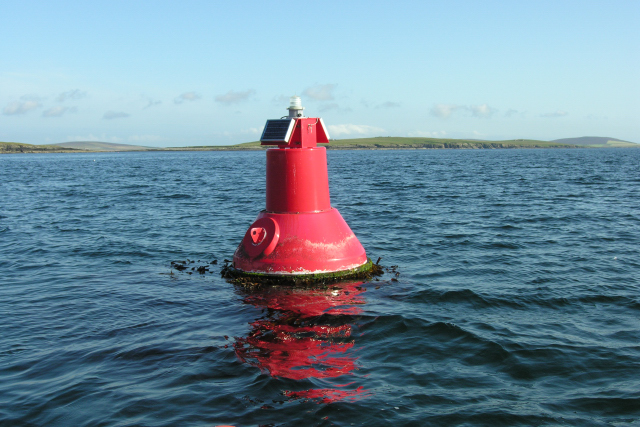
[260,119,295,143]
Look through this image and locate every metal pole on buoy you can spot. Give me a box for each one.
[228,96,376,284]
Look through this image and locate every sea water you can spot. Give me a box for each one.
[1,148,639,426]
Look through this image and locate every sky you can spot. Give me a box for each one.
[1,0,638,147]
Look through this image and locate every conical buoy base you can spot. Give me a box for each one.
[232,208,369,278]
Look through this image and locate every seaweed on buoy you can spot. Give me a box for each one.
[168,256,392,287]
[221,257,384,289]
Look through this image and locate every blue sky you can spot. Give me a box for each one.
[1,0,638,146]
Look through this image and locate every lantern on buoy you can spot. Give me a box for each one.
[230,96,374,282]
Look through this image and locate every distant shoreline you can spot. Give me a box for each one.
[1,145,581,154]
[2,136,638,154]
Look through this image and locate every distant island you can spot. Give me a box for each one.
[550,136,636,148]
[1,136,637,154]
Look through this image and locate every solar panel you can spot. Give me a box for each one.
[260,119,295,143]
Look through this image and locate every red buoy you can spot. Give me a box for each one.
[232,96,370,279]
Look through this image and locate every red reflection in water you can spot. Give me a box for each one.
[242,282,366,317]
[234,282,370,403]
[284,386,371,404]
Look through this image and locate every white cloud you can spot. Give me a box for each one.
[143,98,162,109]
[215,89,255,105]
[469,104,496,118]
[327,124,384,137]
[3,99,41,115]
[303,84,337,101]
[103,111,130,119]
[174,92,201,104]
[541,110,569,118]
[430,104,461,119]
[43,106,77,117]
[56,89,86,102]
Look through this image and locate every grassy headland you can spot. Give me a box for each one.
[552,136,638,148]
[1,141,84,153]
[54,141,151,151]
[2,136,637,154]
[230,137,577,150]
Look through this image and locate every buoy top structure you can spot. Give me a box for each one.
[230,96,374,283]
[287,95,304,118]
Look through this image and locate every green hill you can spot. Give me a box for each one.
[1,141,83,153]
[231,137,576,150]
[1,140,151,153]
[551,136,638,147]
[4,136,637,154]
[54,141,151,151]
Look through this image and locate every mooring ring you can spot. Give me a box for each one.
[242,217,280,258]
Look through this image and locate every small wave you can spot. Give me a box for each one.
[72,249,153,258]
[159,194,193,199]
[495,224,521,230]
[113,344,177,361]
[516,293,640,312]
[410,401,560,425]
[411,288,525,310]
[549,395,640,416]
[443,233,475,239]
[439,289,489,305]
[121,190,145,197]
[481,241,523,249]
[283,386,371,404]
[104,322,154,338]
[122,183,150,189]
[414,286,640,312]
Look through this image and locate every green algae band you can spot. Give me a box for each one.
[222,258,383,287]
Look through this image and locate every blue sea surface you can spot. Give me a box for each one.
[1,148,639,426]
